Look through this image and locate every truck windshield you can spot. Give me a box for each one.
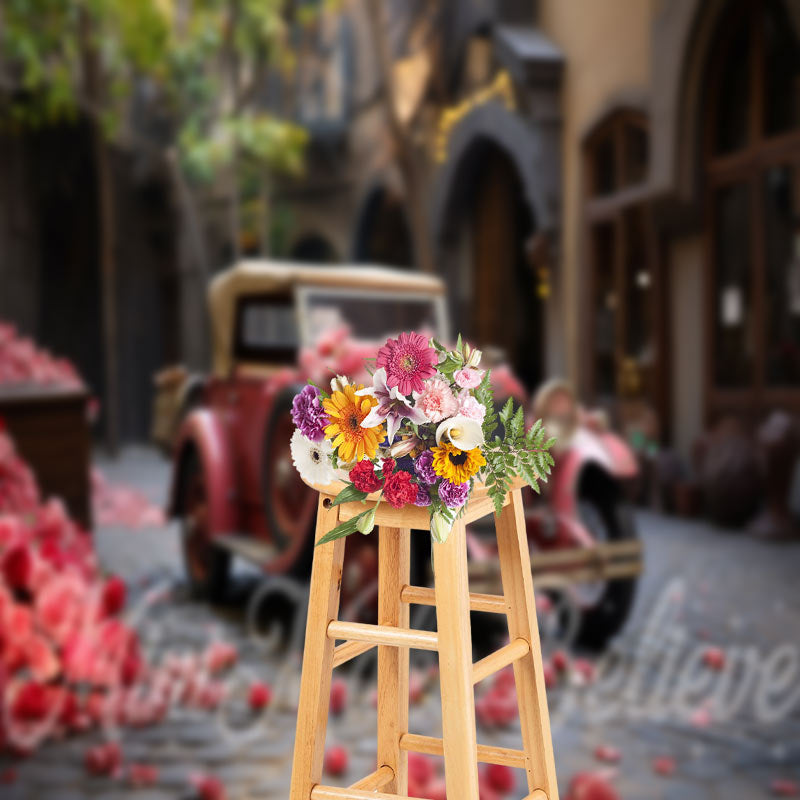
[298,287,446,346]
[234,293,299,363]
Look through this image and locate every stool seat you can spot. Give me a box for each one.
[289,484,559,800]
[301,475,528,529]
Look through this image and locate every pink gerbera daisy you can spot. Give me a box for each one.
[376,332,437,395]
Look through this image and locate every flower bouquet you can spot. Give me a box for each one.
[289,333,556,544]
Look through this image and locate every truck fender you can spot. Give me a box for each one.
[168,409,238,536]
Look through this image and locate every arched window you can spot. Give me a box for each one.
[584,110,660,420]
[706,0,800,418]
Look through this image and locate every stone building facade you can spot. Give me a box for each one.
[279,0,800,458]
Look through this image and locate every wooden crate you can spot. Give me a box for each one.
[0,384,92,529]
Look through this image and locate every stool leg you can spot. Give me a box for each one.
[377,526,410,794]
[433,519,480,799]
[495,489,559,799]
[289,497,346,800]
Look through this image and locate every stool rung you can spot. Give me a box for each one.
[311,786,410,800]
[332,640,376,668]
[400,584,507,614]
[350,765,394,790]
[327,620,438,651]
[399,733,527,769]
[525,791,548,800]
[472,637,530,685]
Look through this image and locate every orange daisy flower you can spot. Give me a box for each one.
[323,383,384,462]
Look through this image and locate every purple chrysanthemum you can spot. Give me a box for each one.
[291,385,329,442]
[438,479,469,508]
[414,450,437,485]
[414,484,432,507]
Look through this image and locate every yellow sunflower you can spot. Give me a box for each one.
[323,383,384,462]
[431,443,486,484]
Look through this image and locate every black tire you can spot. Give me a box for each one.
[180,448,231,602]
[574,469,638,650]
[261,387,318,578]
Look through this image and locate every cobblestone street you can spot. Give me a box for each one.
[3,447,799,800]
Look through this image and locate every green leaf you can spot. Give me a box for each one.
[316,508,374,546]
[510,406,524,439]
[330,484,369,507]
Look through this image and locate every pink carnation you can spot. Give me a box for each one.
[457,393,486,423]
[454,368,484,389]
[416,378,458,423]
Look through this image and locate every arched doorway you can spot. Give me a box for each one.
[352,186,413,268]
[439,139,544,389]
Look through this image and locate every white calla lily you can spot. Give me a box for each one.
[330,374,349,393]
[435,415,485,451]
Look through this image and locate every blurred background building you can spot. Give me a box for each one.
[1,0,799,465]
[270,0,800,471]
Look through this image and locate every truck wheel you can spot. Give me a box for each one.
[262,387,318,577]
[574,474,638,650]
[181,449,230,602]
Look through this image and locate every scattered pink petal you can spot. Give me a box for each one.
[425,777,448,800]
[85,741,122,777]
[573,658,596,683]
[492,667,516,694]
[536,594,553,614]
[543,660,558,689]
[324,745,349,776]
[593,745,621,764]
[204,641,237,674]
[564,771,620,800]
[330,678,348,715]
[702,647,726,671]
[689,705,713,728]
[484,762,515,793]
[248,681,272,711]
[652,756,677,777]
[409,669,426,704]
[190,773,227,800]
[408,751,435,789]
[771,779,799,797]
[476,689,518,728]
[128,763,159,787]
[552,649,570,673]
[478,775,501,800]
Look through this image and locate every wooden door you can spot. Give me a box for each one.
[470,148,543,388]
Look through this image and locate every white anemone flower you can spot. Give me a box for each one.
[435,415,485,451]
[290,429,335,485]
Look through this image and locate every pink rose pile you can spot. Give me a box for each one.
[0,322,83,389]
[0,424,143,752]
[0,425,242,760]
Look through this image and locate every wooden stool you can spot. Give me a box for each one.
[289,479,559,800]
